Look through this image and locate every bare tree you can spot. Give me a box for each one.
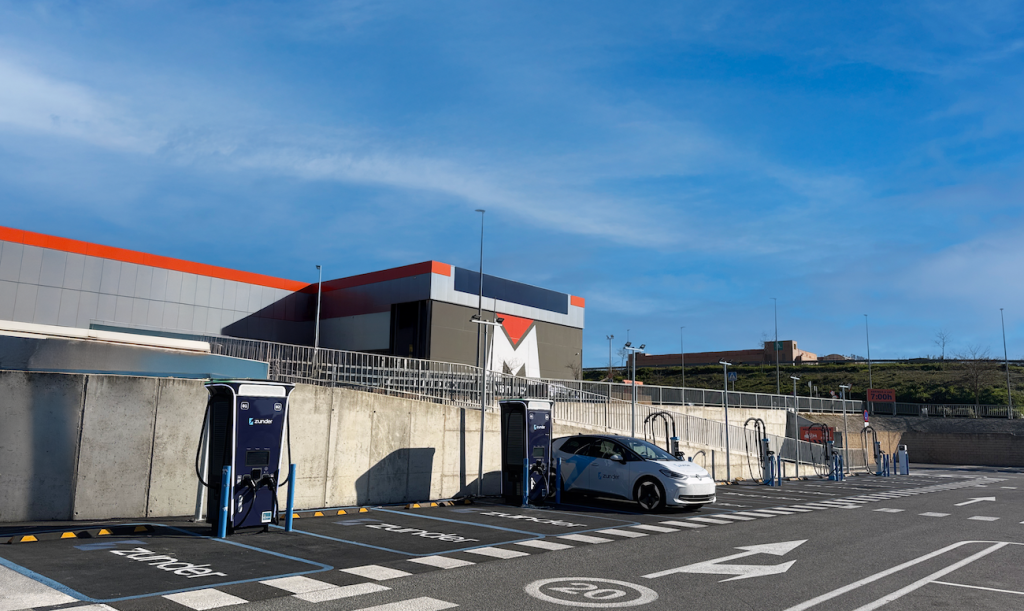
[955,344,993,408]
[934,329,951,360]
[566,361,582,380]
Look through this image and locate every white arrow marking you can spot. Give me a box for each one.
[644,540,806,582]
[954,497,996,506]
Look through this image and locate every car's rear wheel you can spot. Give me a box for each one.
[633,478,666,512]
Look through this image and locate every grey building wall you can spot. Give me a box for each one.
[428,301,582,379]
[0,240,313,344]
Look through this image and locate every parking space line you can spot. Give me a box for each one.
[560,534,615,543]
[463,547,530,559]
[0,562,79,609]
[514,540,574,551]
[163,588,248,610]
[342,566,414,581]
[685,517,733,525]
[408,556,476,569]
[920,513,949,518]
[968,516,1000,522]
[932,580,1024,596]
[628,524,679,533]
[351,596,458,611]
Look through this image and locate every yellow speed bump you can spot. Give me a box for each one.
[358,507,369,513]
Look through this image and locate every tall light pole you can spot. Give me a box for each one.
[791,375,801,478]
[606,334,614,381]
[1002,308,1013,420]
[840,384,851,475]
[720,360,733,482]
[471,315,503,496]
[772,298,780,394]
[314,265,323,350]
[864,314,872,415]
[624,342,646,437]
[475,210,486,368]
[680,326,686,392]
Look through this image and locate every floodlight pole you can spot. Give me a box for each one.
[606,334,614,381]
[314,265,323,350]
[1002,308,1012,420]
[623,342,646,437]
[720,360,732,482]
[680,326,686,392]
[864,314,872,415]
[472,316,503,497]
[772,298,780,394]
[840,384,851,475]
[791,375,801,478]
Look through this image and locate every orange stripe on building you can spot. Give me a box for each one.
[570,295,585,308]
[0,225,309,292]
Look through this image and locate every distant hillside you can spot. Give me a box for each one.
[584,361,1024,407]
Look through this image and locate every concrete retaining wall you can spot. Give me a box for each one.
[1,370,785,522]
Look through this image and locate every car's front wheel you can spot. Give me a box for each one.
[633,478,666,512]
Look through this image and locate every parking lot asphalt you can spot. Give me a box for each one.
[3,464,1022,611]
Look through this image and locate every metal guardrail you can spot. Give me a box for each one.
[879,402,1013,418]
[200,335,826,466]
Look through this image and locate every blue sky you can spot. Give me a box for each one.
[2,1,1023,365]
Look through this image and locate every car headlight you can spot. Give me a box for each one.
[659,469,689,480]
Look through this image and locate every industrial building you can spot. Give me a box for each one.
[634,340,818,368]
[0,225,584,379]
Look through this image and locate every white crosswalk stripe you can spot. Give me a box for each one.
[297,583,393,603]
[732,511,776,518]
[968,516,1000,522]
[920,512,949,517]
[709,514,755,521]
[464,547,530,559]
[874,508,904,513]
[659,520,706,528]
[342,565,414,581]
[629,524,679,533]
[515,539,574,550]
[0,564,78,610]
[164,588,248,610]
[596,528,647,538]
[351,597,458,610]
[408,556,476,569]
[686,517,733,525]
[560,533,615,542]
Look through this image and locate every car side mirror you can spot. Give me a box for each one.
[610,453,626,464]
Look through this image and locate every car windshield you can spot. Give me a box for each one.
[620,438,678,461]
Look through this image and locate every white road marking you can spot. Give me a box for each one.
[464,547,530,559]
[932,580,1024,595]
[514,540,574,550]
[754,509,798,515]
[342,565,414,580]
[954,497,996,506]
[659,520,706,529]
[874,508,904,513]
[709,514,755,521]
[297,583,392,603]
[408,556,476,569]
[919,512,949,517]
[968,516,1000,521]
[526,577,658,607]
[0,564,78,610]
[781,541,1010,611]
[163,588,248,610]
[559,533,615,543]
[350,597,458,610]
[732,512,776,518]
[685,517,733,525]
[780,507,812,512]
[52,606,116,611]
[846,543,1008,611]
[629,524,679,532]
[1001,486,1017,489]
[596,528,647,538]
[645,540,805,581]
[261,576,346,594]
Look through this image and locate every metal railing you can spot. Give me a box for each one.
[879,402,1014,418]
[200,335,828,466]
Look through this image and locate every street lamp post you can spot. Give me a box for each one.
[772,298,780,394]
[1002,308,1013,420]
[471,315,504,496]
[720,360,733,482]
[840,384,851,475]
[680,326,686,394]
[623,342,646,437]
[791,375,801,478]
[864,314,872,415]
[606,335,614,381]
[314,265,323,350]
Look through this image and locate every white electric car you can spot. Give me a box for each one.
[553,434,716,512]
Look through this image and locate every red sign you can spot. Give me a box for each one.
[800,426,834,443]
[867,388,896,402]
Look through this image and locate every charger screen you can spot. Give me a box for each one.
[246,451,270,466]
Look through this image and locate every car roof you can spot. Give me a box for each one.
[555,434,634,442]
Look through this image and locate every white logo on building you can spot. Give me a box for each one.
[487,320,541,378]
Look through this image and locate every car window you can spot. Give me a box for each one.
[559,437,592,455]
[583,439,621,459]
[621,438,679,461]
